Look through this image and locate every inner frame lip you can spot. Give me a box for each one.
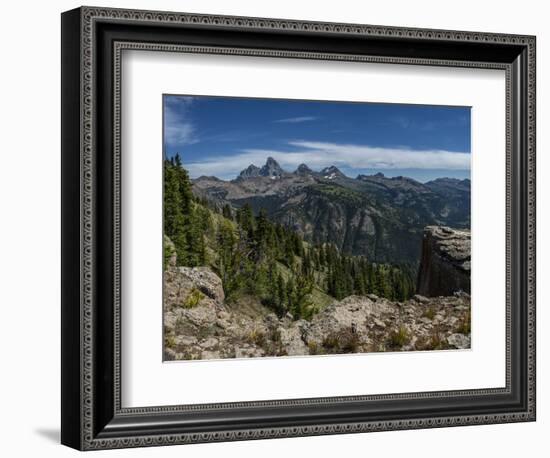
[111,40,512,415]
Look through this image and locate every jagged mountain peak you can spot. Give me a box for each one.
[237,157,286,180]
[320,165,345,179]
[259,157,284,178]
[238,164,261,179]
[295,163,314,176]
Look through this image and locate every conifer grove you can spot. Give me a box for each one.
[164,155,417,320]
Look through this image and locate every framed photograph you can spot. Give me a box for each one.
[61,6,536,450]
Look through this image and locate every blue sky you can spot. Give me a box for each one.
[163,95,471,183]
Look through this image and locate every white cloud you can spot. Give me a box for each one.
[164,96,199,147]
[184,140,470,179]
[287,141,470,170]
[164,122,197,146]
[273,116,318,124]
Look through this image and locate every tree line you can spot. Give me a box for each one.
[164,156,416,320]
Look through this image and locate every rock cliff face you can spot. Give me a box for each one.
[417,226,471,297]
[164,265,471,361]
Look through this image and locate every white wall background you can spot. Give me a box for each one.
[0,0,545,456]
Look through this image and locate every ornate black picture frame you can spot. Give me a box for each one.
[61,6,536,450]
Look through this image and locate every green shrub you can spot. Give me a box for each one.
[183,288,205,308]
[308,341,323,355]
[322,334,339,350]
[426,332,444,350]
[388,326,410,348]
[456,311,471,334]
[247,329,266,347]
[164,334,176,349]
[422,307,436,320]
[416,330,452,351]
[322,328,361,354]
[163,240,175,270]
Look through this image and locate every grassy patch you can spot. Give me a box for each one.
[182,288,205,308]
[416,329,452,351]
[313,183,363,205]
[247,329,266,347]
[164,334,176,349]
[260,327,288,357]
[388,325,410,349]
[310,286,334,311]
[307,341,324,355]
[422,307,436,320]
[424,332,446,350]
[322,328,361,354]
[455,310,471,334]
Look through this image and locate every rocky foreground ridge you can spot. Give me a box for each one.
[164,265,471,361]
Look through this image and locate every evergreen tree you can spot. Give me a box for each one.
[353,261,366,295]
[216,220,240,297]
[237,204,255,240]
[173,153,193,215]
[276,273,287,316]
[255,208,270,258]
[222,203,233,220]
[293,274,314,319]
[286,276,296,314]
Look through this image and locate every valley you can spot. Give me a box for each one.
[192,156,470,263]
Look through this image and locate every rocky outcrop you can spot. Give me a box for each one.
[417,226,471,297]
[164,265,471,361]
[164,266,225,306]
[303,293,470,354]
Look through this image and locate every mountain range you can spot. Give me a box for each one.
[192,157,470,263]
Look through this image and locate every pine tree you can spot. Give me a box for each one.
[293,274,314,319]
[276,273,287,316]
[237,203,255,240]
[163,161,187,265]
[302,252,311,277]
[255,208,270,258]
[173,153,193,215]
[367,263,375,294]
[163,164,180,237]
[222,203,233,220]
[375,266,392,299]
[353,260,366,295]
[286,276,296,314]
[216,219,239,297]
[291,232,304,257]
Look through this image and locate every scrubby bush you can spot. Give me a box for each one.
[183,288,204,308]
[388,325,410,348]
